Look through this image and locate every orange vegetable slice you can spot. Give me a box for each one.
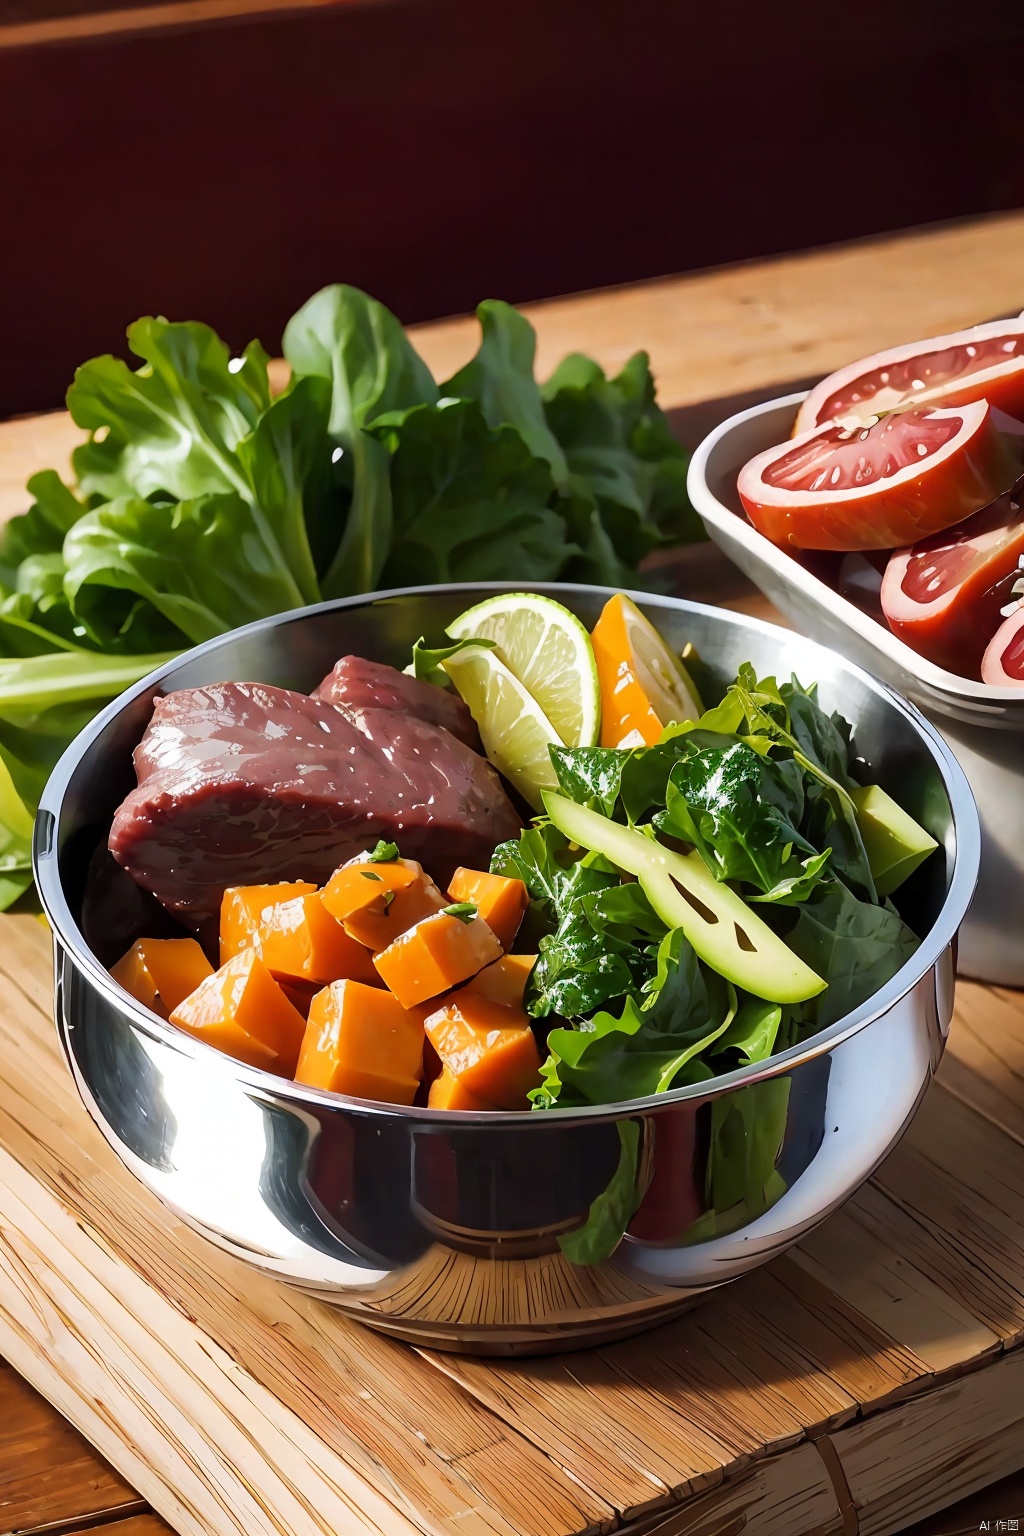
[170,948,307,1074]
[447,867,528,951]
[427,1066,496,1112]
[254,890,378,987]
[321,854,445,953]
[374,909,502,1009]
[464,952,536,1008]
[220,881,317,964]
[294,979,424,1103]
[110,937,214,1018]
[424,990,541,1110]
[590,592,701,749]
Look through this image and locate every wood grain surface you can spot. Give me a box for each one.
[2,216,1024,1536]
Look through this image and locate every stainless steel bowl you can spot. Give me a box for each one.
[34,584,979,1355]
[688,395,1023,985]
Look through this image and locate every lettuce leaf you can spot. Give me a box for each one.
[776,880,919,1028]
[657,740,831,902]
[533,930,736,1110]
[542,349,699,567]
[443,301,568,484]
[378,399,573,587]
[63,493,310,646]
[69,318,269,504]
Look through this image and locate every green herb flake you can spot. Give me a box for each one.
[442,901,478,923]
[368,839,399,862]
[359,869,384,882]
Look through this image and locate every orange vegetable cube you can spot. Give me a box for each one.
[254,890,378,987]
[374,910,502,1008]
[424,991,541,1110]
[447,868,529,950]
[278,979,318,1019]
[427,1066,496,1112]
[321,854,446,952]
[220,881,316,963]
[464,952,536,1008]
[110,937,214,1018]
[294,979,424,1103]
[170,949,307,1075]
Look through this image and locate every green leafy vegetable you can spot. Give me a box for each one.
[542,349,700,572]
[777,880,919,1028]
[533,930,736,1109]
[657,741,831,901]
[443,301,569,484]
[378,399,572,587]
[63,493,310,647]
[408,634,496,687]
[559,1122,642,1266]
[368,840,399,863]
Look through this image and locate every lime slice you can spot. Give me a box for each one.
[441,644,561,811]
[617,595,703,727]
[446,592,600,748]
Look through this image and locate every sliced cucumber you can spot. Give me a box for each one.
[543,791,826,1005]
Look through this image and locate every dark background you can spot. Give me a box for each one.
[1,0,1023,418]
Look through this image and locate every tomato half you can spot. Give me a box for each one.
[795,317,1024,435]
[880,478,1024,675]
[981,605,1024,686]
[737,400,1019,551]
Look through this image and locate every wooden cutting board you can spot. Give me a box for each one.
[3,214,1024,1536]
[3,907,1024,1536]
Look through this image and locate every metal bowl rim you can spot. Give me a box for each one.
[34,581,980,1124]
[687,389,1024,711]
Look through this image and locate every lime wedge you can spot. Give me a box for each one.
[441,644,561,811]
[446,592,600,748]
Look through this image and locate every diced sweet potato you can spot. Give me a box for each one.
[110,937,214,1018]
[278,979,318,1019]
[427,1066,496,1112]
[447,868,528,950]
[321,853,445,952]
[254,890,378,987]
[464,952,536,1008]
[220,881,316,963]
[170,948,307,1074]
[424,991,541,1110]
[294,979,424,1103]
[374,910,502,1008]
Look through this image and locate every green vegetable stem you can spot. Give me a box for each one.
[1,287,699,909]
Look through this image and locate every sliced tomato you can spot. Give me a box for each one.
[880,478,1024,675]
[795,317,1024,435]
[737,400,1019,551]
[981,605,1024,686]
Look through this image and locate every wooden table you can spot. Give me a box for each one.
[3,214,1024,1536]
